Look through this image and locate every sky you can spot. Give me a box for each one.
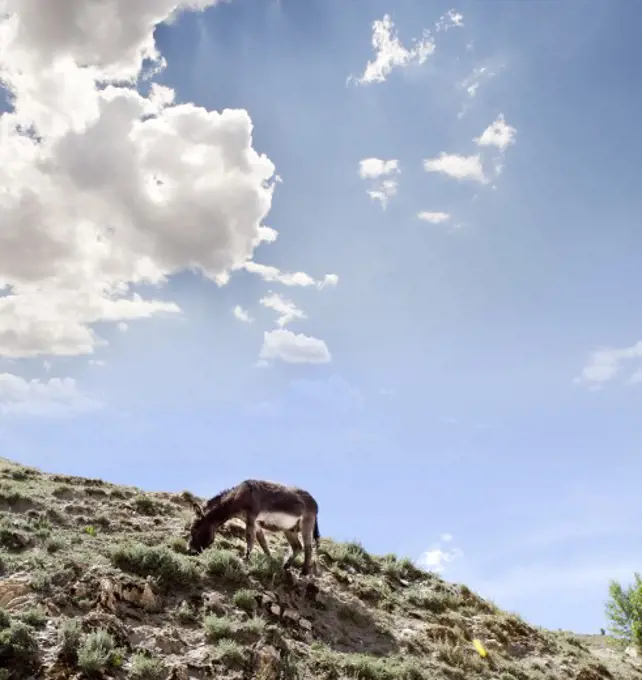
[0,0,641,634]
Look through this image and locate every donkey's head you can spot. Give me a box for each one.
[186,502,219,554]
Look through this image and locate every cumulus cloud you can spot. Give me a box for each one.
[423,153,486,183]
[233,305,253,323]
[359,157,400,209]
[0,373,101,417]
[475,113,517,152]
[417,534,463,573]
[259,329,331,364]
[575,341,642,389]
[260,292,306,327]
[418,211,450,224]
[358,158,399,179]
[0,0,342,405]
[423,114,517,186]
[351,14,436,85]
[0,0,286,364]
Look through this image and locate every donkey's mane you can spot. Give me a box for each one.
[202,484,237,520]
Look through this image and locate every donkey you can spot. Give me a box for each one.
[186,479,321,575]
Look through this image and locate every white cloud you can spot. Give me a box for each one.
[0,373,101,417]
[358,158,399,179]
[259,329,331,364]
[575,341,642,388]
[260,292,306,327]
[0,0,301,361]
[359,158,400,209]
[243,261,337,289]
[319,273,339,289]
[423,153,486,183]
[233,305,253,323]
[417,534,463,574]
[352,14,436,85]
[434,9,464,32]
[367,179,399,209]
[418,211,450,224]
[475,113,517,151]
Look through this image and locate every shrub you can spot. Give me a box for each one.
[46,537,66,554]
[58,618,82,663]
[212,639,246,668]
[111,543,199,591]
[19,607,47,630]
[605,572,642,649]
[132,496,167,516]
[203,615,235,641]
[233,588,258,614]
[323,540,377,574]
[130,652,165,679]
[77,629,119,675]
[203,549,247,583]
[0,621,40,676]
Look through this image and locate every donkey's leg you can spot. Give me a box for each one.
[255,527,272,557]
[244,516,258,561]
[300,513,317,575]
[282,530,302,569]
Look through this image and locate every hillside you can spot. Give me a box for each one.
[0,457,640,680]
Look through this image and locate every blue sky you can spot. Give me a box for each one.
[1,0,641,634]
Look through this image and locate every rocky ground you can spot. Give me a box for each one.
[0,456,640,680]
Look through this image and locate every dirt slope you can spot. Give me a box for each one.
[0,457,640,680]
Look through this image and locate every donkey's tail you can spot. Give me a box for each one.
[313,515,320,550]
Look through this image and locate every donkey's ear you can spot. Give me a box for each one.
[192,502,204,518]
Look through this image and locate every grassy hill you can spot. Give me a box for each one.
[0,457,639,680]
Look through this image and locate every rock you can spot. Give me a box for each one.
[0,574,32,609]
[254,644,281,680]
[99,577,162,614]
[299,617,312,632]
[202,592,226,615]
[625,645,638,658]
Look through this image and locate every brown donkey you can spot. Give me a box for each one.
[186,479,320,575]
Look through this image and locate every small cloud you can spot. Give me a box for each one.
[259,292,306,327]
[474,113,517,152]
[117,322,129,332]
[351,14,436,85]
[417,534,463,573]
[434,9,464,33]
[319,273,339,289]
[575,341,642,388]
[233,305,253,323]
[418,211,450,224]
[88,359,106,366]
[359,158,400,209]
[0,373,102,417]
[259,329,331,364]
[359,158,400,179]
[423,153,486,183]
[244,261,334,289]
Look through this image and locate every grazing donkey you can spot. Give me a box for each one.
[186,479,320,575]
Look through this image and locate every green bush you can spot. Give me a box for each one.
[130,652,165,679]
[0,621,40,676]
[203,615,235,641]
[111,543,199,591]
[58,618,82,663]
[203,549,247,583]
[211,639,246,668]
[605,572,642,648]
[19,607,47,630]
[77,629,120,675]
[233,588,258,614]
